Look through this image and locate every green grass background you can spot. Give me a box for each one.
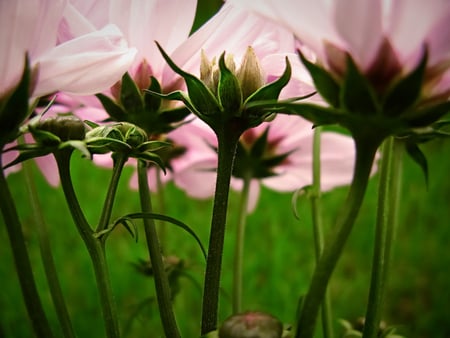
[2,2,450,337]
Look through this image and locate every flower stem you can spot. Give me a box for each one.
[310,127,334,338]
[22,160,76,338]
[295,138,380,338]
[232,169,252,314]
[201,129,240,335]
[96,153,127,232]
[55,149,120,338]
[0,157,54,338]
[137,160,181,338]
[362,137,403,338]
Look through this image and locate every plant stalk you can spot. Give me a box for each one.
[295,137,380,338]
[55,149,120,338]
[362,137,403,338]
[232,169,252,314]
[201,129,240,335]
[23,160,76,338]
[0,156,54,338]
[137,160,181,338]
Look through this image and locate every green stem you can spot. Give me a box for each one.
[310,127,334,338]
[22,160,76,338]
[0,157,54,338]
[201,129,240,335]
[55,149,120,338]
[232,169,252,314]
[137,160,180,338]
[295,138,380,338]
[96,153,127,232]
[362,137,403,338]
[155,167,167,245]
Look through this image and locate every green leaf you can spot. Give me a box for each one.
[405,141,428,186]
[2,148,53,169]
[298,50,340,107]
[144,76,162,112]
[114,212,207,260]
[405,100,450,127]
[96,93,127,121]
[136,151,166,173]
[218,52,242,113]
[383,50,427,116]
[341,55,379,115]
[155,41,221,116]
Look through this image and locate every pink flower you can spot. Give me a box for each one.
[1,0,136,181]
[228,0,450,102]
[156,114,356,213]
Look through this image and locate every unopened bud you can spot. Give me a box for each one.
[38,115,86,142]
[219,311,283,338]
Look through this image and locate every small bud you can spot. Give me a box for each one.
[237,47,265,100]
[219,311,283,338]
[38,115,86,142]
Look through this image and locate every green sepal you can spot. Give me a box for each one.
[340,55,379,115]
[96,93,127,121]
[135,151,166,173]
[249,127,269,159]
[2,147,52,170]
[218,52,242,114]
[406,141,428,185]
[120,71,145,115]
[298,50,340,107]
[382,50,428,116]
[0,54,31,145]
[246,57,291,105]
[404,100,450,127]
[144,76,162,112]
[155,41,221,117]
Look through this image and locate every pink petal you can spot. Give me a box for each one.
[173,159,217,199]
[34,155,60,187]
[35,24,137,97]
[334,0,384,69]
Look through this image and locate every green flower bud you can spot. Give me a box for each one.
[219,311,283,338]
[37,115,86,142]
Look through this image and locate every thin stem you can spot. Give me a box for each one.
[97,153,128,232]
[201,129,240,335]
[137,160,181,338]
[362,137,403,338]
[295,138,380,338]
[232,169,252,314]
[22,160,76,338]
[55,150,120,338]
[310,127,334,338]
[155,167,167,244]
[0,157,54,338]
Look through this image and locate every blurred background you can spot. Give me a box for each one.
[2,1,450,337]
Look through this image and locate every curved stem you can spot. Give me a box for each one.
[310,127,334,338]
[201,129,240,335]
[137,160,180,338]
[55,150,120,338]
[23,160,76,338]
[232,169,252,314]
[0,157,54,338]
[362,137,403,338]
[295,138,380,338]
[97,153,127,232]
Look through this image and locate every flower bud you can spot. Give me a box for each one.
[38,115,86,142]
[219,311,283,338]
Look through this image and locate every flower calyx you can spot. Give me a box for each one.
[149,41,291,137]
[218,311,284,338]
[96,59,190,137]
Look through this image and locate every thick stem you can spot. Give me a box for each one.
[362,137,403,338]
[232,170,252,314]
[55,150,120,338]
[0,157,54,338]
[295,138,380,338]
[201,129,240,335]
[96,153,127,232]
[137,160,181,338]
[23,161,76,338]
[310,127,334,338]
